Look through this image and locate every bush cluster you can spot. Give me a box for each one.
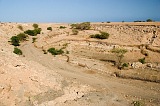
[47,27,52,31]
[13,47,22,55]
[10,33,28,46]
[47,48,64,55]
[17,33,28,41]
[60,26,66,29]
[71,22,91,30]
[24,28,41,36]
[90,31,109,39]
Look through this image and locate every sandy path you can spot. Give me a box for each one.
[20,37,160,105]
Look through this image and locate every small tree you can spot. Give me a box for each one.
[33,23,38,29]
[111,48,127,69]
[13,47,22,55]
[11,36,20,46]
[146,19,153,22]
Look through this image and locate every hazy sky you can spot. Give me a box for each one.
[0,0,160,22]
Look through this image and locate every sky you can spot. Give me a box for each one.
[0,0,160,23]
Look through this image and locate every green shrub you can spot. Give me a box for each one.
[48,48,64,55]
[17,25,23,31]
[17,33,28,41]
[72,29,79,35]
[11,36,20,46]
[34,28,41,34]
[24,28,41,36]
[71,22,91,30]
[138,58,145,64]
[90,31,109,39]
[66,51,69,54]
[24,30,35,36]
[122,63,128,67]
[13,47,22,55]
[132,101,144,106]
[60,26,66,29]
[32,37,37,43]
[47,27,52,31]
[33,23,38,29]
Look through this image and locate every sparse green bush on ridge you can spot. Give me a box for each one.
[17,33,28,41]
[90,31,109,39]
[48,48,64,55]
[60,26,66,29]
[24,28,41,36]
[33,23,38,29]
[71,22,91,30]
[32,37,37,43]
[17,25,23,31]
[11,36,20,46]
[13,47,22,55]
[47,27,52,31]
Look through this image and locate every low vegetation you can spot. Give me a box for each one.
[90,31,109,39]
[122,63,128,68]
[10,33,28,46]
[17,33,28,41]
[72,29,79,35]
[33,23,39,29]
[32,37,37,43]
[17,25,23,31]
[47,27,52,31]
[13,47,22,55]
[47,48,64,55]
[24,28,41,36]
[138,58,145,64]
[71,22,91,30]
[11,36,20,46]
[132,101,144,106]
[60,26,66,29]
[24,24,41,36]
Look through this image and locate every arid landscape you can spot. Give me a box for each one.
[0,22,160,106]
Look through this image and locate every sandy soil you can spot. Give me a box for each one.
[0,22,160,106]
